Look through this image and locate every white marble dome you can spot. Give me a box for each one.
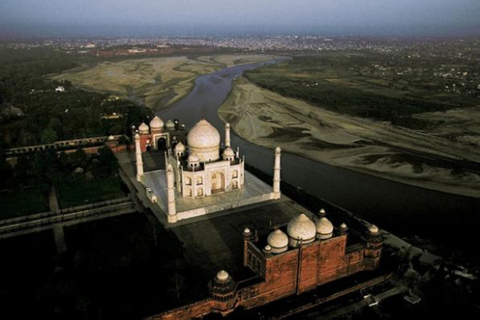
[316,217,334,240]
[287,214,316,247]
[174,142,186,153]
[222,147,235,160]
[267,229,289,254]
[188,153,200,163]
[138,122,149,134]
[149,116,164,130]
[187,119,220,162]
[216,270,229,282]
[166,119,175,130]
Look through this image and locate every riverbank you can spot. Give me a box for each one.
[219,77,480,198]
[52,54,276,111]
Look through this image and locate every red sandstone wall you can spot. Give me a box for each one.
[139,134,151,152]
[240,250,298,310]
[297,243,319,294]
[317,237,366,285]
[147,299,213,320]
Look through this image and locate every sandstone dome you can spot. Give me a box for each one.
[267,229,289,254]
[187,119,220,162]
[150,116,164,130]
[138,122,149,134]
[287,214,316,247]
[316,217,334,240]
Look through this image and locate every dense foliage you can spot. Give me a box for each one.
[0,47,153,148]
[245,54,479,127]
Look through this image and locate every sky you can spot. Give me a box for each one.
[1,0,480,37]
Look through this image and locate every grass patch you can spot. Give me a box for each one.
[57,176,126,208]
[0,189,49,220]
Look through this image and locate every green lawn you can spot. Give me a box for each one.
[57,176,126,209]
[0,189,49,220]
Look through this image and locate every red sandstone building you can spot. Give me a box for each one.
[133,116,186,152]
[151,210,383,319]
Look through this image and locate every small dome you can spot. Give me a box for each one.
[340,223,347,229]
[134,133,140,140]
[368,224,379,234]
[287,214,316,247]
[223,147,235,158]
[267,229,288,253]
[264,245,272,252]
[174,142,186,153]
[166,119,175,129]
[108,135,115,140]
[216,270,229,282]
[138,122,149,134]
[316,217,334,240]
[150,116,164,129]
[243,227,251,234]
[188,153,200,163]
[275,146,281,153]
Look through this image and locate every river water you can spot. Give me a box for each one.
[158,61,480,252]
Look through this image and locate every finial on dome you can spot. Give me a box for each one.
[319,208,326,217]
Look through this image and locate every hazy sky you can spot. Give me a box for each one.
[2,0,480,35]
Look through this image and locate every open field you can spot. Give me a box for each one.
[52,54,275,111]
[219,77,480,198]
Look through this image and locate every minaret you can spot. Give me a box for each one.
[135,133,144,181]
[225,123,231,148]
[166,164,177,223]
[272,146,281,199]
[242,227,252,267]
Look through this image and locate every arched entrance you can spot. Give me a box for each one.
[146,144,151,152]
[157,138,167,150]
[210,172,225,194]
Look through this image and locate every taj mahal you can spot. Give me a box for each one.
[132,116,281,223]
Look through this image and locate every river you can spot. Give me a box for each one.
[158,61,480,254]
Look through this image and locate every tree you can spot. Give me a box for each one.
[69,148,88,169]
[0,156,14,190]
[41,128,58,144]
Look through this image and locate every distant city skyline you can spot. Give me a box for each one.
[2,0,480,37]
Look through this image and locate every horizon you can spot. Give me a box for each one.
[2,0,480,39]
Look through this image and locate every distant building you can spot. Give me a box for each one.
[134,116,186,152]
